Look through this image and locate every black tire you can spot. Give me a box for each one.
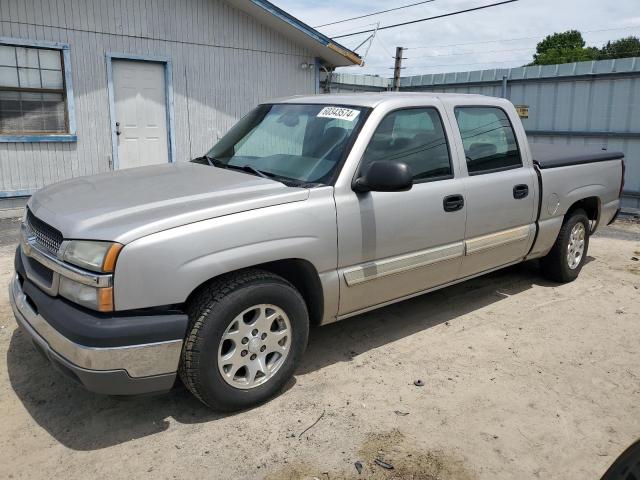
[540,209,590,283]
[179,269,309,411]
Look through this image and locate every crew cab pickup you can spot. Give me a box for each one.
[10,93,624,411]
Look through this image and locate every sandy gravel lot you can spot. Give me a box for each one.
[1,218,638,479]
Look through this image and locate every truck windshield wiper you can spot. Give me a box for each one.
[191,154,224,168]
[226,164,273,180]
[241,165,272,179]
[194,156,276,181]
[196,157,307,186]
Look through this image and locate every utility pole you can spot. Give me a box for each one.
[393,47,404,91]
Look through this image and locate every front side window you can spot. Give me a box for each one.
[204,104,367,185]
[454,107,522,175]
[360,108,453,182]
[0,43,67,134]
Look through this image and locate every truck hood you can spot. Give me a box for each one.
[28,163,309,243]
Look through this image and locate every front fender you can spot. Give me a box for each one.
[113,188,338,312]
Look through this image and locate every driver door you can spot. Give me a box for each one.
[335,106,467,316]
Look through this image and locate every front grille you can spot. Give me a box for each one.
[26,209,63,256]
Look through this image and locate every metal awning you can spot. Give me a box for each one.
[233,0,363,67]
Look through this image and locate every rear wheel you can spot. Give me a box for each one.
[540,209,590,283]
[179,269,309,411]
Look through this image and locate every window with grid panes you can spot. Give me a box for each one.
[0,44,68,134]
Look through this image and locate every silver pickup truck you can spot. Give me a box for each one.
[10,93,624,411]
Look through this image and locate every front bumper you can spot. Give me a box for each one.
[9,271,188,396]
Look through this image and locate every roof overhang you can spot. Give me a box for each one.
[233,0,363,68]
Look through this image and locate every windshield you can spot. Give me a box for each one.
[202,104,368,185]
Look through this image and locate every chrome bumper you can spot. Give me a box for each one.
[9,275,182,379]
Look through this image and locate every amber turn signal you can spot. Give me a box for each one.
[102,243,123,273]
[97,287,114,312]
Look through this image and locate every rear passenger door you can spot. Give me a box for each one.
[451,105,536,277]
[335,105,466,316]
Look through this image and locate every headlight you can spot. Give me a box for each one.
[63,240,123,272]
[60,240,122,311]
[59,277,114,312]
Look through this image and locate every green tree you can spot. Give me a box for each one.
[599,36,640,60]
[531,30,600,65]
[537,30,585,54]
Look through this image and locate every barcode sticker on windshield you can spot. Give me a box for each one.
[317,106,360,121]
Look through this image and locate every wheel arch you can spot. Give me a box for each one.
[565,196,600,230]
[184,258,325,326]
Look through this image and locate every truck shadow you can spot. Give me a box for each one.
[299,260,559,375]
[6,260,557,451]
[6,328,229,450]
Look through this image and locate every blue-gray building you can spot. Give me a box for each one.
[326,59,640,212]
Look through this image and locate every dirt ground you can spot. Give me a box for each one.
[1,218,638,479]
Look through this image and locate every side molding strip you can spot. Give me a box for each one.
[465,225,532,255]
[342,224,534,287]
[343,242,464,286]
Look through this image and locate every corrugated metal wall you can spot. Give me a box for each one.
[322,72,390,93]
[0,0,317,197]
[401,58,640,210]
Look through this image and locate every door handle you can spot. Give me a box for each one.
[443,194,464,212]
[115,122,122,136]
[513,184,529,199]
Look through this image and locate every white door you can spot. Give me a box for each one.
[112,60,169,169]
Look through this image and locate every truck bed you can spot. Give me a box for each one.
[526,142,623,260]
[531,143,624,169]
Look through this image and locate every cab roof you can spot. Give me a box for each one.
[276,92,501,109]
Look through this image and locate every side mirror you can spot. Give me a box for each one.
[353,161,413,193]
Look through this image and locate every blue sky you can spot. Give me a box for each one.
[273,0,640,77]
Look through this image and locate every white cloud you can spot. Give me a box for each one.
[274,0,640,77]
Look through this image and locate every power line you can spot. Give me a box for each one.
[314,0,437,29]
[404,47,640,69]
[355,45,640,73]
[374,33,396,58]
[356,58,524,70]
[407,27,640,60]
[410,46,534,59]
[404,58,529,69]
[404,24,640,50]
[409,34,640,58]
[332,0,519,39]
[358,57,525,70]
[326,22,380,38]
[344,24,640,72]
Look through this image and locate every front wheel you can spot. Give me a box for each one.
[540,209,590,283]
[179,269,309,411]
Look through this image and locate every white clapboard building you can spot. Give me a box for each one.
[0,0,362,215]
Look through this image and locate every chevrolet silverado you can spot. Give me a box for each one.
[10,93,624,411]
